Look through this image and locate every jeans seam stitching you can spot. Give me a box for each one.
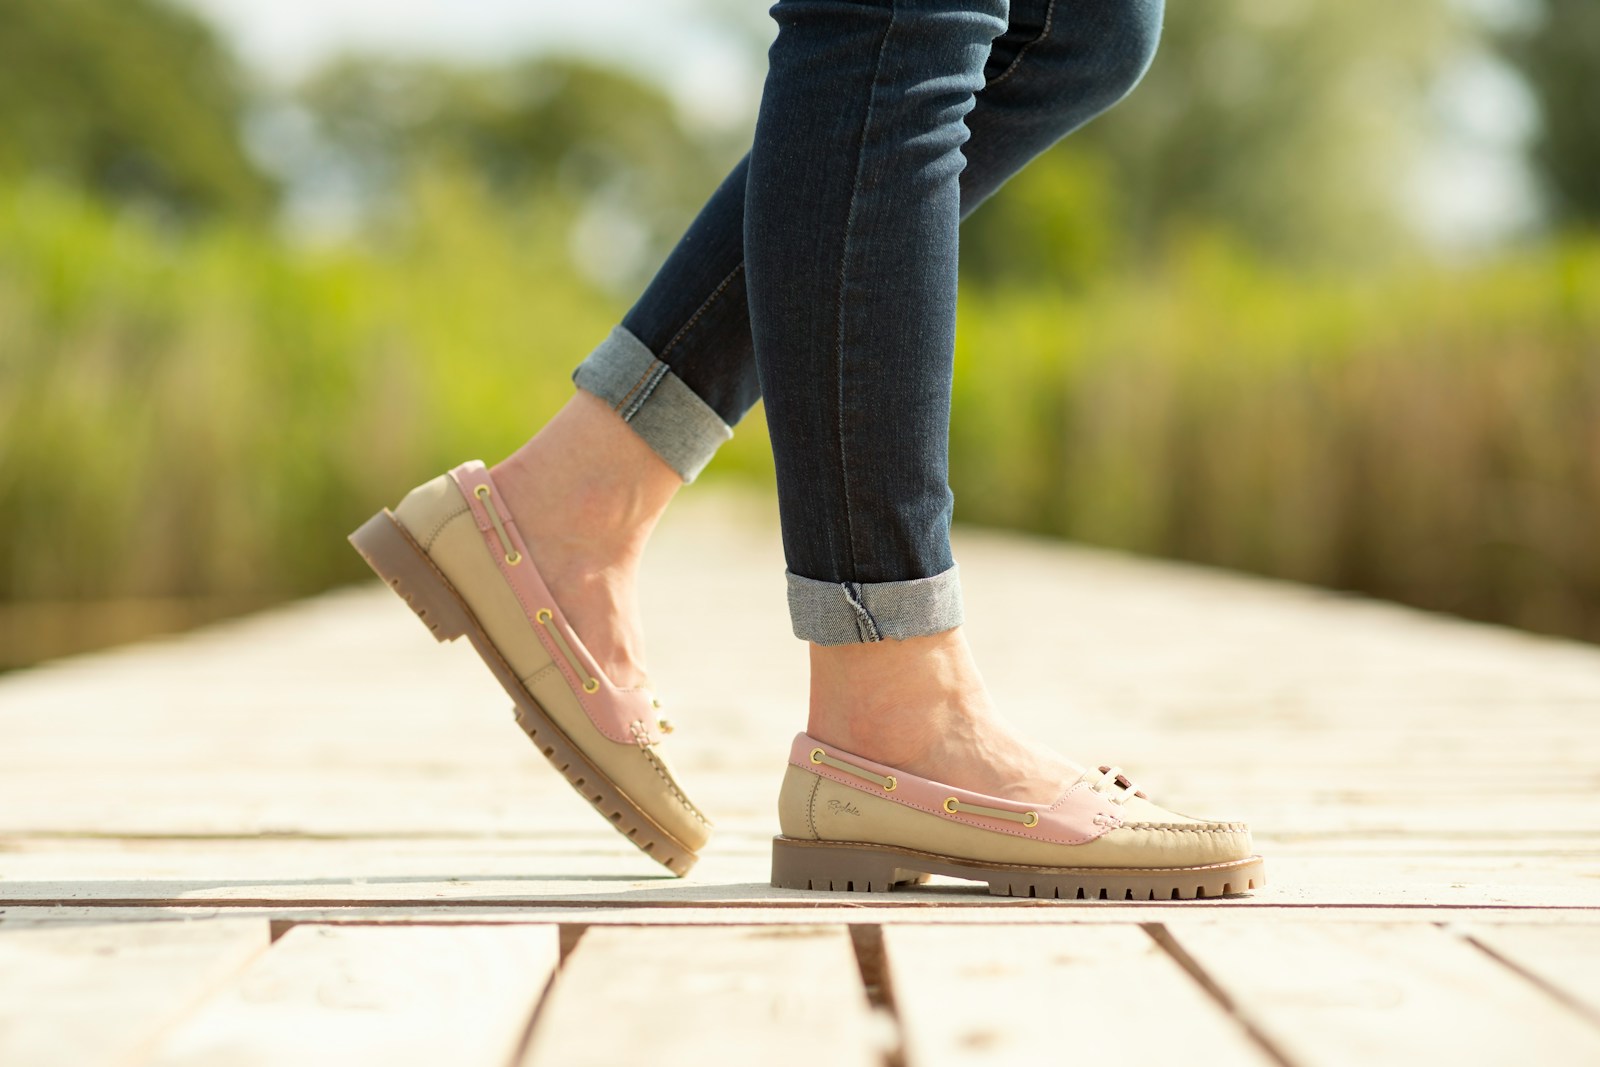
[833,0,900,585]
[629,361,670,419]
[660,262,745,360]
[843,582,882,643]
[616,360,668,420]
[986,0,1057,90]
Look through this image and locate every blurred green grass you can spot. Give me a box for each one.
[2,176,1597,657]
[953,237,1600,639]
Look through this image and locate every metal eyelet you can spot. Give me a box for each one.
[1023,812,1039,828]
[583,678,599,693]
[810,748,825,764]
[536,608,552,623]
[943,797,960,814]
[883,776,897,792]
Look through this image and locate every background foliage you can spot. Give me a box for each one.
[1,0,1597,665]
[0,0,274,220]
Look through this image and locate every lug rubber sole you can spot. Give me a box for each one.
[771,836,1265,900]
[349,508,700,876]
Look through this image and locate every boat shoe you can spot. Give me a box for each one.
[772,732,1263,899]
[348,460,711,875]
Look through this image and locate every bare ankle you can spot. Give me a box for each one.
[807,627,994,760]
[804,626,1076,802]
[492,391,682,561]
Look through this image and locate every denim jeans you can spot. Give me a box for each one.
[572,0,1163,644]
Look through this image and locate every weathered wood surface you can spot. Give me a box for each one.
[7,917,1595,1066]
[521,925,882,1067]
[0,918,269,1067]
[2,487,1598,1064]
[143,924,556,1067]
[1464,922,1600,1024]
[884,924,1274,1065]
[1165,921,1600,1065]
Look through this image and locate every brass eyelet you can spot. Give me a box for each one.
[943,797,959,814]
[583,678,600,693]
[505,551,522,565]
[809,747,825,765]
[1023,812,1039,828]
[536,608,553,623]
[474,485,491,499]
[883,776,897,792]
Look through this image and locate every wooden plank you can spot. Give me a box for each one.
[883,924,1271,1066]
[0,918,269,1067]
[4,875,1599,909]
[1466,922,1600,1023]
[1164,921,1600,1065]
[5,832,1599,897]
[144,924,557,1067]
[520,925,881,1067]
[8,905,1600,928]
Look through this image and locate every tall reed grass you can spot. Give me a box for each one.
[952,237,1600,639]
[2,179,1596,654]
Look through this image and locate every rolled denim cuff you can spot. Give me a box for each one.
[572,325,733,482]
[786,563,964,645]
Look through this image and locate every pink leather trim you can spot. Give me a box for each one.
[448,461,660,746]
[789,732,1123,845]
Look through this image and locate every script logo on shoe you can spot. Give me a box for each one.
[826,799,863,817]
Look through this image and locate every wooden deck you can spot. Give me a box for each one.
[3,488,1598,1065]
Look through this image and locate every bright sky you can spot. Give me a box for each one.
[181,0,773,132]
[179,0,1537,247]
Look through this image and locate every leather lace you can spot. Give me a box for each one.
[473,484,522,565]
[1087,765,1143,803]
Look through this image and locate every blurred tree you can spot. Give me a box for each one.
[1087,0,1466,261]
[963,0,1468,280]
[1497,0,1600,228]
[0,0,274,220]
[296,56,726,288]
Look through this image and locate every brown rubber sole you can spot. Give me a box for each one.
[771,836,1265,900]
[348,508,699,876]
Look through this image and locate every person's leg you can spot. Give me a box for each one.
[582,0,1164,442]
[496,0,1162,719]
[746,0,1106,805]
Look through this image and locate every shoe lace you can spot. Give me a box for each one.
[1087,765,1143,804]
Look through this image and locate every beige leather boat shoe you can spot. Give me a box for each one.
[772,733,1263,899]
[349,460,711,875]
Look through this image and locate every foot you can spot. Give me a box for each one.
[807,626,1081,806]
[489,391,682,691]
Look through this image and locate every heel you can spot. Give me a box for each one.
[770,836,930,893]
[348,510,474,643]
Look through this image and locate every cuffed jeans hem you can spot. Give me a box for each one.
[786,564,965,645]
[572,324,733,483]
